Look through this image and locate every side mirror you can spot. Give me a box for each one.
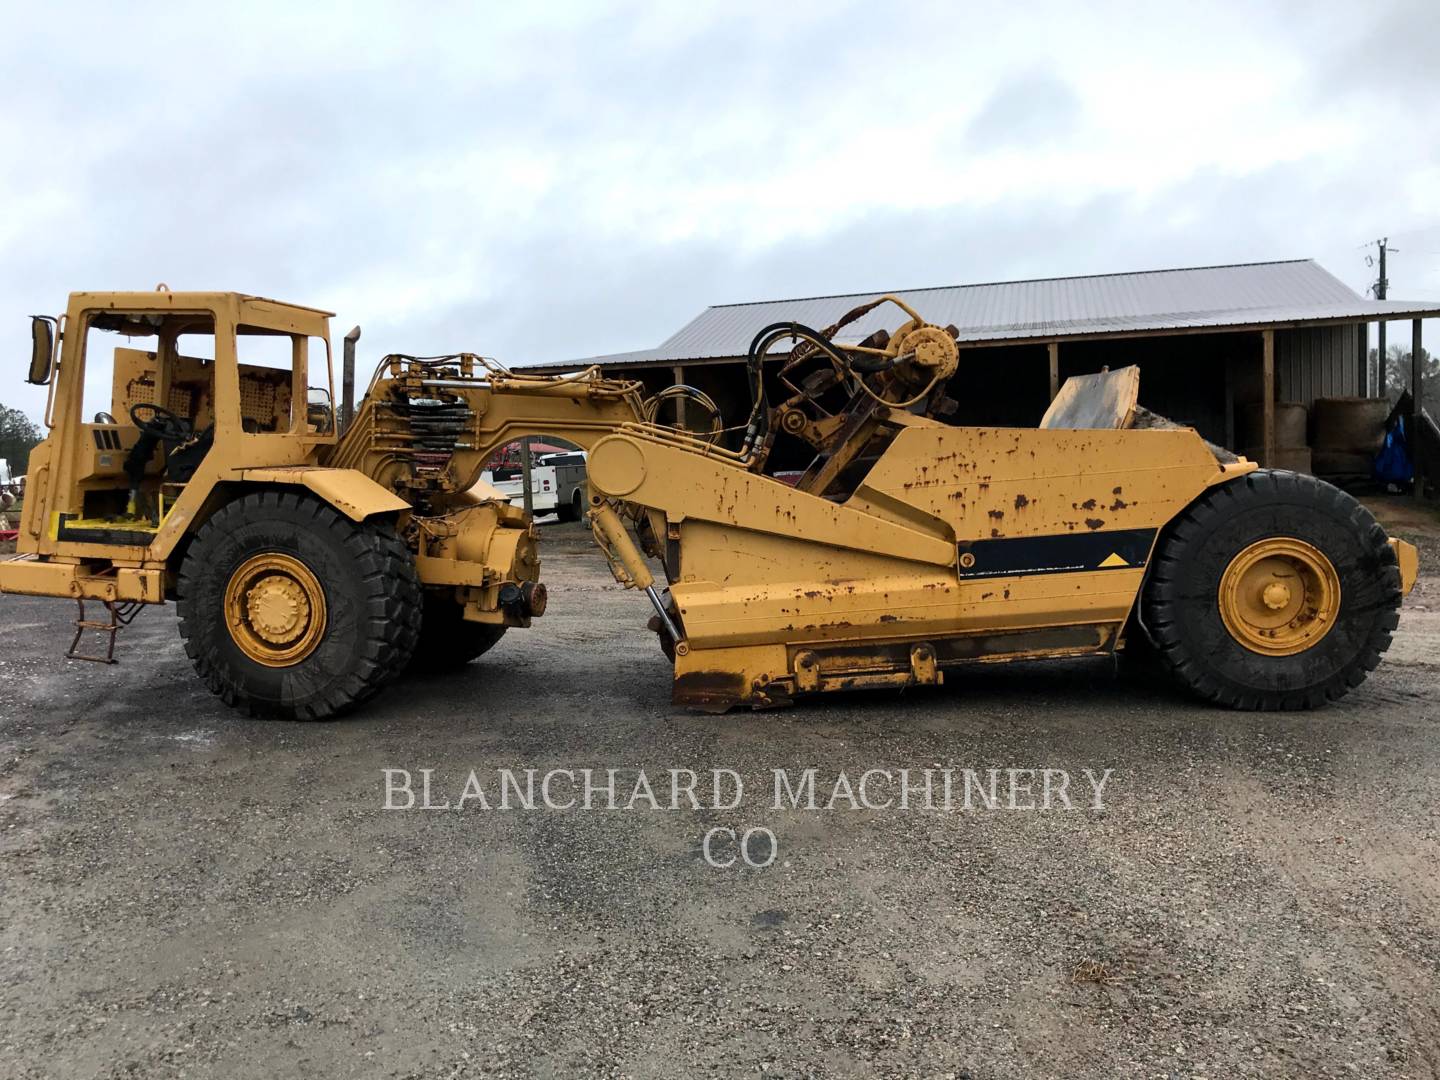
[28,316,55,385]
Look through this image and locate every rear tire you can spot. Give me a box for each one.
[557,488,584,523]
[1141,470,1401,710]
[176,491,421,720]
[406,591,508,674]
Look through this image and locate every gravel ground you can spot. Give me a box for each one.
[1,512,1439,1079]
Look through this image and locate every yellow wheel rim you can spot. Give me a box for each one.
[223,553,327,667]
[1218,538,1340,656]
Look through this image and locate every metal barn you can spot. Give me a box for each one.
[516,260,1438,482]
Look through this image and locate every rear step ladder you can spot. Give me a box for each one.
[67,599,144,664]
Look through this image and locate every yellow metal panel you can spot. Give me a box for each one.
[1391,538,1418,595]
[671,542,1143,650]
[239,298,331,336]
[0,556,163,603]
[19,457,49,541]
[588,433,956,566]
[855,426,1250,539]
[68,290,243,313]
[239,467,410,521]
[414,554,488,588]
[64,291,330,324]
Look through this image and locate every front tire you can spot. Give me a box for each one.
[176,491,421,720]
[1141,470,1401,710]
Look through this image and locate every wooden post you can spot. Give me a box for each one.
[1261,329,1275,468]
[1359,328,1368,397]
[1413,318,1425,499]
[672,364,688,430]
[1378,320,1388,398]
[1047,342,1060,401]
[1223,355,1235,451]
[519,439,534,517]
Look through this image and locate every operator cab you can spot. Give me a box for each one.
[32,294,335,550]
[60,311,221,540]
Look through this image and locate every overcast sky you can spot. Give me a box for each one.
[3,0,1438,421]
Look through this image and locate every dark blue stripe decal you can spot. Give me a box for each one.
[957,528,1157,579]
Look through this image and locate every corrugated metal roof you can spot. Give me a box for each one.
[519,260,1440,371]
[563,348,659,367]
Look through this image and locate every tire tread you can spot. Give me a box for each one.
[1141,469,1401,711]
[176,490,420,720]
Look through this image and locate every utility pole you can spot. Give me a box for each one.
[1369,238,1397,397]
[520,438,534,517]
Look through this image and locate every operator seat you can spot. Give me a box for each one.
[164,426,214,484]
[121,408,214,523]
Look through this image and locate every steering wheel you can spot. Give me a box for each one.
[129,402,191,442]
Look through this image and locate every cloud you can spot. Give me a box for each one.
[964,73,1082,150]
[1311,0,1440,102]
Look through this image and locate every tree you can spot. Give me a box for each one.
[1367,345,1440,409]
[0,404,43,476]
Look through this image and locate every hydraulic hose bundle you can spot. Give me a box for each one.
[739,295,960,461]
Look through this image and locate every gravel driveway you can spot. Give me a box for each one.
[1,516,1438,1079]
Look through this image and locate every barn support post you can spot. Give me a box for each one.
[672,364,688,429]
[1261,329,1275,468]
[1047,342,1060,401]
[1414,318,1425,499]
[1223,354,1236,450]
[1359,325,1369,397]
[1378,320,1388,398]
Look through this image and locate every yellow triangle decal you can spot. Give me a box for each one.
[1098,552,1128,568]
